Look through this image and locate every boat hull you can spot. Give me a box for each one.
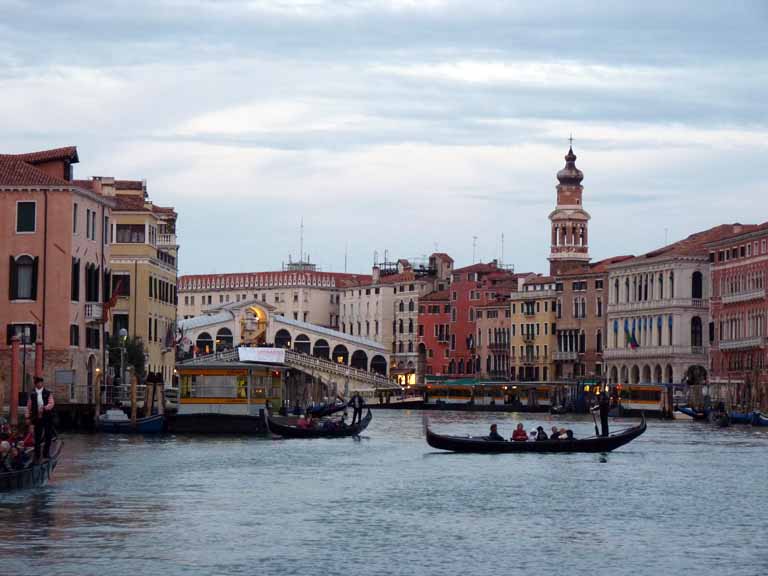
[267,409,372,439]
[729,411,754,425]
[97,414,164,434]
[0,440,62,492]
[752,413,768,427]
[425,417,646,454]
[677,406,709,420]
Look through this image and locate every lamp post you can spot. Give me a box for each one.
[119,328,128,393]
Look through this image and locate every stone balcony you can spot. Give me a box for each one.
[84,303,103,323]
[607,297,709,314]
[721,289,766,305]
[554,351,578,361]
[158,233,177,246]
[602,345,707,360]
[717,337,766,350]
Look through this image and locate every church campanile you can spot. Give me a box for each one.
[548,145,591,276]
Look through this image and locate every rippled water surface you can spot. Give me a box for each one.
[2,411,767,576]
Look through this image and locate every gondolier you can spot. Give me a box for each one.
[591,391,610,437]
[349,393,365,426]
[26,376,55,461]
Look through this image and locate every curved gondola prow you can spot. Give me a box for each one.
[422,413,431,437]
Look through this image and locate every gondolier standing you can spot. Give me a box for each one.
[591,390,610,437]
[27,376,55,461]
[349,392,365,426]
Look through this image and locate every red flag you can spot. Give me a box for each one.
[103,278,123,323]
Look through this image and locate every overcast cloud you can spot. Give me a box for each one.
[2,0,767,274]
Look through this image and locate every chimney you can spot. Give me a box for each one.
[94,176,116,197]
[372,266,380,284]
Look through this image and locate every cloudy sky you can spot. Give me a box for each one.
[2,1,767,276]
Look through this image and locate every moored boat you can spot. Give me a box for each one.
[676,406,709,420]
[728,411,754,425]
[0,440,62,492]
[267,409,372,439]
[97,409,164,434]
[751,412,768,427]
[424,415,646,453]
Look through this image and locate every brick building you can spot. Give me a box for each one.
[707,222,768,411]
[417,290,451,377]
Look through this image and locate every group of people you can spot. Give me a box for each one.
[0,376,56,472]
[293,392,366,431]
[487,423,575,442]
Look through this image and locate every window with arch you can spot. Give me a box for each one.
[9,255,38,300]
[398,319,403,334]
[408,299,414,312]
[398,301,404,312]
[408,319,413,333]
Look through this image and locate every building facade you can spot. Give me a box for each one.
[418,290,451,378]
[178,264,368,328]
[0,147,115,408]
[475,297,512,380]
[707,223,768,411]
[510,276,557,383]
[96,178,179,386]
[603,225,750,388]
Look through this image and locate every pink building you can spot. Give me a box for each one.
[707,222,768,411]
[0,147,115,419]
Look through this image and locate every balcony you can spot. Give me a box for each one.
[522,332,536,342]
[602,345,707,360]
[521,355,539,365]
[84,303,103,323]
[718,337,766,351]
[607,297,710,314]
[554,351,578,361]
[158,233,177,246]
[722,289,765,305]
[489,342,510,352]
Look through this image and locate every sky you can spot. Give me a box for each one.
[2,0,767,276]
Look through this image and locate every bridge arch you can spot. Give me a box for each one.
[216,327,233,350]
[332,344,349,365]
[274,329,292,349]
[351,350,368,370]
[313,338,330,359]
[196,332,214,355]
[294,333,311,354]
[371,355,387,375]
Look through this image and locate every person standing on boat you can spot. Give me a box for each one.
[591,391,610,437]
[349,393,365,426]
[26,376,55,461]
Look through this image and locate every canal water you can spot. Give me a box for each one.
[1,411,767,576]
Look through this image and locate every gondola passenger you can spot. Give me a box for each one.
[550,426,561,440]
[511,423,528,442]
[486,424,505,441]
[535,426,548,441]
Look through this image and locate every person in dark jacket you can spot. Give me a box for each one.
[26,376,55,461]
[349,393,365,426]
[487,424,505,441]
[535,426,548,441]
[549,426,561,440]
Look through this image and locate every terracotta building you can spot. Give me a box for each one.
[0,147,115,414]
[707,222,768,411]
[417,290,451,377]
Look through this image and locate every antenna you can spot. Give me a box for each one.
[373,250,378,265]
[501,232,505,267]
[299,217,304,262]
[472,235,478,263]
[344,242,348,273]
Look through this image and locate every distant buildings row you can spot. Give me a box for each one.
[176,147,767,411]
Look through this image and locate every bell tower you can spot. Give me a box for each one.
[548,144,591,275]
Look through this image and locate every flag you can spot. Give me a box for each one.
[625,320,639,349]
[102,277,123,323]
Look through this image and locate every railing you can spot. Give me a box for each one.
[722,289,766,305]
[284,350,399,390]
[717,337,766,351]
[554,351,578,361]
[84,303,103,323]
[603,345,707,359]
[158,233,177,246]
[489,342,510,352]
[607,297,710,313]
[520,355,539,365]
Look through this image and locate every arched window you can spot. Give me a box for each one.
[398,341,404,353]
[398,301,404,312]
[596,330,602,353]
[692,271,703,299]
[10,255,37,300]
[408,319,413,333]
[398,319,403,333]
[407,341,413,353]
[691,316,703,347]
[408,299,415,312]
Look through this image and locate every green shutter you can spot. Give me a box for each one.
[31,257,39,300]
[9,256,16,300]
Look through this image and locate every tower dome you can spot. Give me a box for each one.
[556,146,583,186]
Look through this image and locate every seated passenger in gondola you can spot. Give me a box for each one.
[0,441,13,471]
[322,419,338,432]
[535,426,548,441]
[550,426,561,440]
[565,429,575,440]
[511,423,528,442]
[486,424,505,441]
[339,415,348,429]
[297,415,314,429]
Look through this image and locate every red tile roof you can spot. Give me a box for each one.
[115,180,144,191]
[0,154,74,187]
[453,262,500,274]
[704,221,768,247]
[421,289,450,302]
[588,255,634,273]
[11,146,78,165]
[114,195,149,211]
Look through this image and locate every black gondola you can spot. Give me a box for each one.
[0,440,62,492]
[424,416,646,453]
[266,409,372,439]
[307,402,348,418]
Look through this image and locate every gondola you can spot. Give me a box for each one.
[676,406,709,420]
[0,440,62,492]
[728,411,754,425]
[424,415,646,453]
[266,409,372,439]
[307,402,348,418]
[751,412,768,427]
[97,410,164,434]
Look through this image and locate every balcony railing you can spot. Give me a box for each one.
[489,342,510,352]
[522,332,536,342]
[520,355,539,365]
[607,297,710,314]
[158,233,177,246]
[717,337,766,351]
[84,303,103,323]
[602,345,707,359]
[554,351,578,361]
[721,289,766,305]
